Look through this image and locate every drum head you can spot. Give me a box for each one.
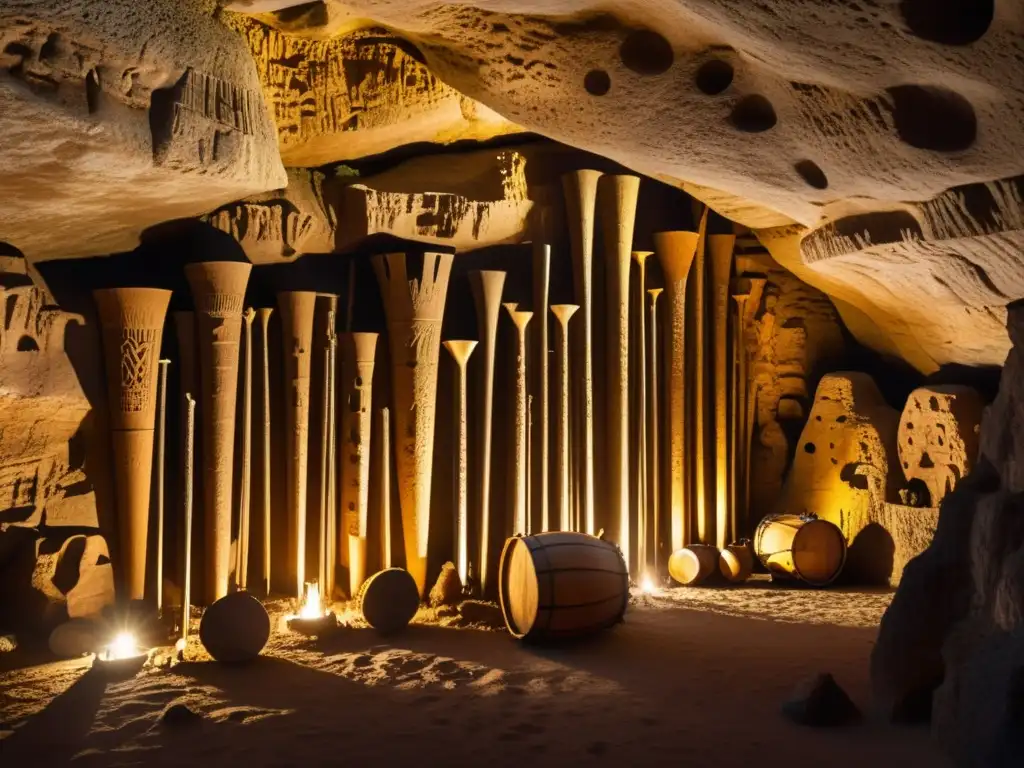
[792,520,846,585]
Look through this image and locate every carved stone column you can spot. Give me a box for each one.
[443,340,476,586]
[531,242,550,534]
[632,250,652,577]
[94,287,172,602]
[598,174,640,573]
[504,303,533,538]
[339,331,377,597]
[237,308,255,591]
[647,288,664,578]
[257,307,273,595]
[709,232,736,549]
[277,290,318,601]
[374,252,453,596]
[469,269,505,596]
[653,231,698,552]
[551,304,578,532]
[562,169,601,537]
[185,261,251,605]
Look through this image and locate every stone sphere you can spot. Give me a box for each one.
[199,591,270,663]
[358,568,419,634]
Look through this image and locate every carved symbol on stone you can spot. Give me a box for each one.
[119,329,158,413]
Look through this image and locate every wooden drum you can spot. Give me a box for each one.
[753,514,847,586]
[668,545,719,586]
[498,532,628,642]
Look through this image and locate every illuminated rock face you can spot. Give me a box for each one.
[0,0,286,262]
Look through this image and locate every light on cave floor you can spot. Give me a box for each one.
[640,575,658,595]
[103,631,143,661]
[297,581,325,619]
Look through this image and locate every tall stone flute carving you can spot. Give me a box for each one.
[551,304,578,532]
[469,269,505,596]
[562,169,601,537]
[374,252,453,596]
[326,324,338,596]
[236,309,255,591]
[156,358,170,614]
[181,393,196,644]
[318,333,331,598]
[598,174,640,573]
[257,307,273,596]
[531,243,551,533]
[277,291,318,601]
[377,407,391,570]
[443,340,476,586]
[652,231,698,553]
[692,210,712,544]
[339,332,377,597]
[730,288,750,538]
[186,261,251,605]
[94,287,172,602]
[647,288,664,578]
[709,231,736,549]
[504,304,533,537]
[173,312,198,586]
[632,251,652,578]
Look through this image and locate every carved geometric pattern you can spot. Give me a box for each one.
[197,293,245,319]
[118,329,159,413]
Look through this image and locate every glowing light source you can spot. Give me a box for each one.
[297,581,324,619]
[102,631,144,661]
[640,575,657,595]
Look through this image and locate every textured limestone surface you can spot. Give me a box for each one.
[0,0,287,262]
[223,13,521,166]
[897,385,984,508]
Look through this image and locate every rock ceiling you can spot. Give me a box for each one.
[1,0,1022,371]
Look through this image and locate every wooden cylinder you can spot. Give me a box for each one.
[504,303,533,538]
[709,233,736,549]
[277,291,318,600]
[339,332,378,598]
[652,232,698,554]
[668,544,719,586]
[469,270,505,596]
[186,261,251,606]
[443,340,476,587]
[93,287,172,602]
[551,304,578,533]
[498,532,628,642]
[598,174,640,574]
[753,515,847,586]
[561,170,601,538]
[719,540,754,583]
[374,252,453,597]
[531,243,550,534]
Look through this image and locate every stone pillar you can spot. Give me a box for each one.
[277,291,317,601]
[531,242,550,534]
[551,304,578,533]
[653,231,699,552]
[647,288,664,577]
[374,252,453,597]
[339,331,377,597]
[504,303,533,537]
[185,261,251,605]
[598,174,640,573]
[443,340,476,586]
[562,169,601,537]
[709,232,736,548]
[469,269,505,596]
[633,250,652,576]
[93,287,172,602]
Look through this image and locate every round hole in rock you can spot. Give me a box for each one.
[938,435,945,446]
[619,29,674,75]
[836,415,847,423]
[804,442,816,454]
[584,69,611,96]
[728,94,777,133]
[794,160,828,189]
[695,59,734,95]
[899,0,993,46]
[17,335,38,351]
[887,85,976,152]
[908,436,914,446]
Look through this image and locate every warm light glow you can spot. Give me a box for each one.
[298,581,324,619]
[103,631,142,661]
[174,638,186,653]
[640,575,657,595]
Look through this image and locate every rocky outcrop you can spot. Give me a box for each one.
[205,167,335,261]
[0,0,286,262]
[874,300,1024,765]
[222,13,521,166]
[898,385,984,509]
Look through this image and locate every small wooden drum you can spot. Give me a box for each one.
[753,514,846,586]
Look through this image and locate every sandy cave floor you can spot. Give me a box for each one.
[0,576,948,767]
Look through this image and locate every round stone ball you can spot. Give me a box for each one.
[199,591,270,663]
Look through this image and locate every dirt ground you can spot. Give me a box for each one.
[0,576,947,767]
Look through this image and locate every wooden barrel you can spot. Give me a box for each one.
[358,568,420,634]
[498,532,628,642]
[719,541,754,583]
[668,544,719,586]
[754,514,846,586]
